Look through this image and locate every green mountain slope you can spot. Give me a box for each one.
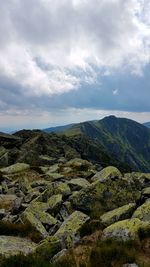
[61,116,150,172]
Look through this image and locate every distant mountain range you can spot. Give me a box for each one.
[44,116,150,172]
[143,122,150,128]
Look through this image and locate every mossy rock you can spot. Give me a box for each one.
[53,182,71,197]
[45,173,64,182]
[0,235,36,257]
[142,187,150,196]
[18,176,32,194]
[35,236,61,260]
[65,158,92,171]
[132,201,150,221]
[54,211,90,248]
[70,177,141,215]
[68,178,90,191]
[91,166,122,183]
[100,203,136,227]
[0,163,30,174]
[102,218,150,241]
[48,194,62,215]
[26,202,57,227]
[21,211,48,239]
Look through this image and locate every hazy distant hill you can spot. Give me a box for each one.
[56,116,150,172]
[143,122,150,128]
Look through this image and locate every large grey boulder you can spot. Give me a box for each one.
[132,201,150,221]
[0,236,36,257]
[54,211,90,248]
[102,218,150,241]
[100,203,136,227]
[91,166,122,183]
[0,163,30,175]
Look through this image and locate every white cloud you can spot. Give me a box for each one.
[1,107,150,132]
[0,0,150,98]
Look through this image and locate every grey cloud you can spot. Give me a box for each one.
[0,0,150,118]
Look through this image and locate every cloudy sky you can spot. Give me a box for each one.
[1,0,150,131]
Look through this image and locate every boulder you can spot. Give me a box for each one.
[21,211,48,239]
[70,177,141,214]
[45,173,64,182]
[68,178,90,191]
[100,203,136,227]
[0,236,36,257]
[36,236,61,260]
[54,211,90,248]
[142,187,150,197]
[1,163,30,175]
[53,182,71,197]
[102,218,150,241]
[65,158,92,170]
[48,194,62,215]
[91,166,122,183]
[18,176,32,194]
[132,201,150,221]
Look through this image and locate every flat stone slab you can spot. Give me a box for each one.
[0,236,37,257]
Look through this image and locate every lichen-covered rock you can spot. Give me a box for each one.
[36,236,61,260]
[1,163,30,174]
[102,218,150,241]
[21,211,48,239]
[68,178,90,191]
[142,187,150,196]
[48,194,62,215]
[54,211,90,248]
[124,172,150,187]
[18,176,32,194]
[28,201,49,213]
[132,201,150,221]
[70,177,141,214]
[100,203,136,227]
[24,190,41,203]
[0,236,36,257]
[65,158,92,170]
[91,166,122,183]
[53,182,71,197]
[38,155,56,165]
[59,201,73,221]
[46,173,64,182]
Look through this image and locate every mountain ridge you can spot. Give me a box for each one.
[44,116,150,172]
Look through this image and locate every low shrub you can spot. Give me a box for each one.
[80,220,104,237]
[0,221,41,242]
[89,240,137,267]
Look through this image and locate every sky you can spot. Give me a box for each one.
[0,0,150,132]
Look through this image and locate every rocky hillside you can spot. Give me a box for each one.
[0,159,150,267]
[0,129,131,172]
[57,116,150,172]
[0,130,150,266]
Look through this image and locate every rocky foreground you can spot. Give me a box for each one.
[0,157,150,266]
